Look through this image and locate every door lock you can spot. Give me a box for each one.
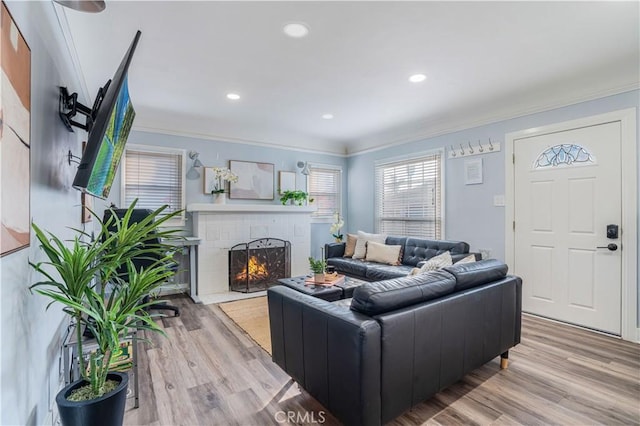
[596,243,618,251]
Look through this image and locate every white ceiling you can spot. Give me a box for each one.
[59,1,639,155]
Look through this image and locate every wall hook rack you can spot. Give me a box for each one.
[448,138,501,159]
[68,150,81,165]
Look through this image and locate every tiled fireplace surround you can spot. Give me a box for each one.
[187,204,314,304]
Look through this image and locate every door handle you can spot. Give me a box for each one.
[596,243,618,251]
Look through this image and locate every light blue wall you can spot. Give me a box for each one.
[348,90,639,323]
[107,131,348,259]
[0,2,87,424]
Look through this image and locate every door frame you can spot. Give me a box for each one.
[505,108,637,341]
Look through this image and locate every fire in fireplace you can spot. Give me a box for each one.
[228,238,291,292]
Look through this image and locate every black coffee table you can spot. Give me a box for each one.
[276,275,366,301]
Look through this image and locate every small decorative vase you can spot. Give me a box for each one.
[335,238,343,243]
[213,193,226,204]
[314,273,325,283]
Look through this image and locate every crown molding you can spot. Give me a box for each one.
[132,125,348,158]
[346,83,640,157]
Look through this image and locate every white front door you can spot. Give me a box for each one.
[513,121,622,335]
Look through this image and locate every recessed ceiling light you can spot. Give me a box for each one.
[283,23,309,38]
[226,93,240,100]
[322,113,334,120]
[409,74,427,83]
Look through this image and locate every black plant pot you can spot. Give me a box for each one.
[56,372,129,426]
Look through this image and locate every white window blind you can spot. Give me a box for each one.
[308,165,341,219]
[375,151,443,238]
[122,146,185,222]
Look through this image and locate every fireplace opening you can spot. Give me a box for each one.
[229,238,291,293]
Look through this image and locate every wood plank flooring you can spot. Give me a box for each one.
[124,295,640,425]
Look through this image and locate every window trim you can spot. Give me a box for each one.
[373,148,445,238]
[306,163,343,224]
[120,144,187,227]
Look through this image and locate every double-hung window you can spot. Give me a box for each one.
[121,144,186,225]
[374,149,444,238]
[307,164,342,221]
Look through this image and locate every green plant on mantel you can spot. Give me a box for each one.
[280,190,314,206]
[308,257,326,274]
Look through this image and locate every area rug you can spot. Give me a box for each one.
[218,296,271,355]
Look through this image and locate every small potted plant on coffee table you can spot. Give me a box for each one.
[308,257,327,283]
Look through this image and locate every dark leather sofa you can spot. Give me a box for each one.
[325,236,480,281]
[268,259,522,426]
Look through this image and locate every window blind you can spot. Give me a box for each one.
[308,166,341,219]
[123,148,184,217]
[375,152,443,238]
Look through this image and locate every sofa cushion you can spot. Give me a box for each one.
[353,231,386,259]
[455,254,476,265]
[443,259,508,291]
[402,238,470,266]
[344,233,358,257]
[365,264,414,281]
[327,257,369,277]
[366,242,402,265]
[351,270,456,316]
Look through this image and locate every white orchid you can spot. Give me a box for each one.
[210,167,239,194]
[329,212,344,241]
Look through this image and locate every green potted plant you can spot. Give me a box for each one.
[280,190,313,206]
[308,257,327,283]
[29,201,182,426]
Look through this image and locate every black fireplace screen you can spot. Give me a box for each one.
[228,238,291,293]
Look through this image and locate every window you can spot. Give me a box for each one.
[375,150,444,238]
[121,145,185,225]
[307,165,342,220]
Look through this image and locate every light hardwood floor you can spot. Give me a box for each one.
[124,295,640,426]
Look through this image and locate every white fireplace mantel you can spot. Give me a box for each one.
[187,203,316,213]
[188,203,314,304]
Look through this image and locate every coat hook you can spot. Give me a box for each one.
[468,141,474,154]
[488,138,494,151]
[450,145,456,157]
[459,144,465,155]
[478,140,484,153]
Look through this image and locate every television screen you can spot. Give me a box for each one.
[72,31,141,199]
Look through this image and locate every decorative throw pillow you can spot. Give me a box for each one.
[455,254,476,265]
[365,241,402,265]
[343,233,358,258]
[417,251,453,273]
[353,231,386,259]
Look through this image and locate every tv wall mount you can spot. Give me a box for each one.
[58,82,110,133]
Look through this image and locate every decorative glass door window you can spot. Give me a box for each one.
[534,143,595,169]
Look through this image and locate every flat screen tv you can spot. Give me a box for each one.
[72,30,141,199]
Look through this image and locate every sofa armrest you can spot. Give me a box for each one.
[324,242,345,259]
[268,286,382,426]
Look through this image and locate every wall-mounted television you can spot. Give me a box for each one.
[67,30,141,199]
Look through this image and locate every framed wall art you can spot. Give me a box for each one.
[278,171,296,194]
[229,160,274,200]
[1,2,31,256]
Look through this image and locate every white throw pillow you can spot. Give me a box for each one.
[455,254,476,265]
[365,241,402,265]
[417,251,452,273]
[353,231,386,259]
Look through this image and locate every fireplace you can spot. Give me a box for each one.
[228,238,291,293]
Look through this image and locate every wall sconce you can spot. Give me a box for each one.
[186,151,203,180]
[297,161,310,176]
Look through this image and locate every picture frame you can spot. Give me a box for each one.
[278,171,296,194]
[1,2,31,256]
[464,157,483,185]
[229,160,274,200]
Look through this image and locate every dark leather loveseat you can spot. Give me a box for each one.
[268,259,522,426]
[325,236,480,281]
